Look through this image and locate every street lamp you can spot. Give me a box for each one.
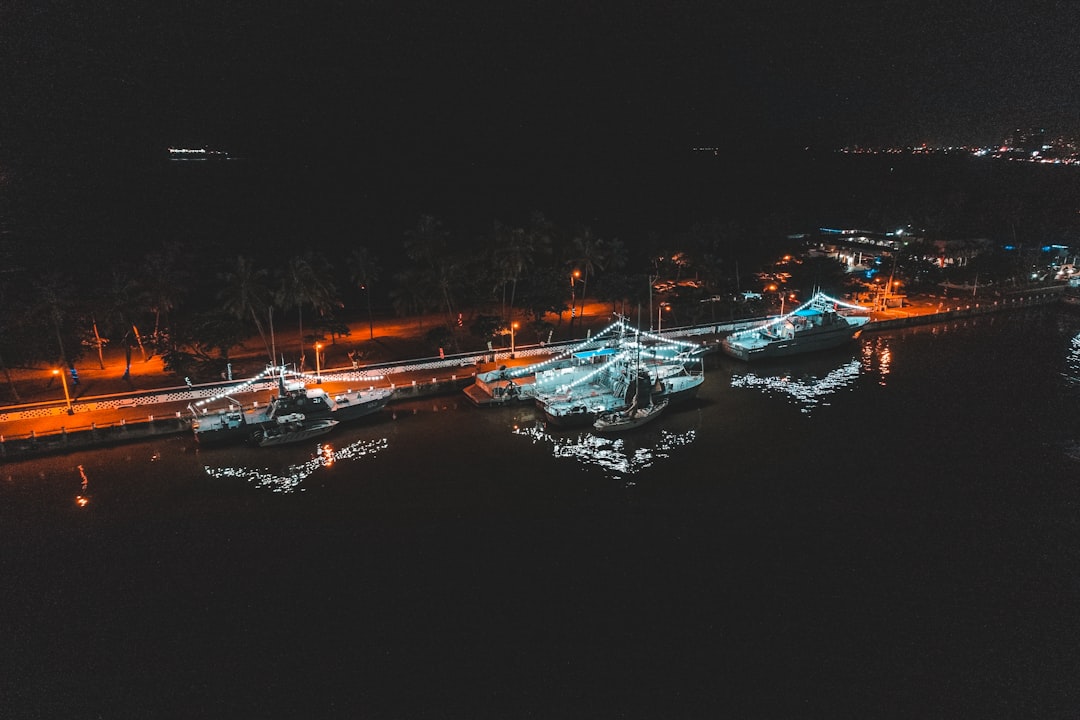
[314,342,322,382]
[53,369,74,415]
[510,322,519,358]
[657,302,670,332]
[570,270,581,318]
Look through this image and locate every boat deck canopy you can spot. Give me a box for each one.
[573,348,617,359]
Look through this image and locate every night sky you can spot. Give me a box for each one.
[5,0,1080,172]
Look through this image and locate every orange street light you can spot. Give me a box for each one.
[53,368,74,415]
[314,342,323,382]
[510,322,519,357]
[658,302,671,332]
[570,270,581,318]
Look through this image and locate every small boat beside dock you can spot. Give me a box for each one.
[593,398,669,433]
[252,413,338,447]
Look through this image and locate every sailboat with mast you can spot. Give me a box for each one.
[534,319,704,428]
[593,331,669,432]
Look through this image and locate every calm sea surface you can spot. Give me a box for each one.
[4,308,1080,719]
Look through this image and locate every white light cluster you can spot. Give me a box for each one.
[1066,332,1080,381]
[730,359,862,413]
[193,364,286,408]
[552,352,630,394]
[730,291,868,340]
[203,436,390,493]
[505,319,628,378]
[506,319,701,380]
[514,422,697,477]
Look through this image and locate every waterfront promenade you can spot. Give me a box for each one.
[0,288,1065,459]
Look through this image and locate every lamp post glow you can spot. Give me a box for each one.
[570,270,580,319]
[510,322,519,358]
[314,342,323,382]
[53,369,74,415]
[657,303,670,332]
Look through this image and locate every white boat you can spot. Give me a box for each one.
[253,413,338,447]
[537,330,704,428]
[464,316,704,408]
[594,398,669,433]
[192,370,391,445]
[721,291,871,361]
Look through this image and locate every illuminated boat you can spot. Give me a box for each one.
[537,349,703,428]
[252,413,338,447]
[463,316,704,408]
[192,372,391,444]
[720,292,871,361]
[465,348,619,406]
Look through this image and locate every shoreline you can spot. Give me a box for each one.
[0,288,1067,460]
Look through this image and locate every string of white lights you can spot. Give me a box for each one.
[731,291,869,339]
[506,319,630,378]
[193,364,286,408]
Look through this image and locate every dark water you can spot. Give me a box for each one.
[4,309,1080,719]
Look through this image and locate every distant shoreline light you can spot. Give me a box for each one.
[836,144,1079,165]
[168,147,230,160]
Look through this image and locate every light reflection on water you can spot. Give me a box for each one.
[203,436,390,493]
[727,339,896,413]
[1065,331,1080,381]
[729,358,862,413]
[75,463,90,507]
[864,336,892,384]
[514,422,697,479]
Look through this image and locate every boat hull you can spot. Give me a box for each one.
[539,374,702,428]
[328,388,393,422]
[722,322,867,361]
[255,420,338,447]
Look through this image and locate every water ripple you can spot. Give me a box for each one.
[514,423,696,478]
[730,359,862,413]
[203,437,389,493]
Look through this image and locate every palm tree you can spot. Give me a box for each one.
[567,226,606,319]
[347,246,381,340]
[276,252,339,368]
[492,221,532,322]
[101,268,146,364]
[141,247,186,347]
[404,214,458,326]
[389,267,434,329]
[217,256,274,362]
[34,272,74,366]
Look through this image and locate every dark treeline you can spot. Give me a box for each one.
[2,151,1079,389]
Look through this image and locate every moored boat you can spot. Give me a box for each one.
[192,369,391,445]
[252,413,338,447]
[536,331,704,428]
[192,406,266,446]
[593,398,669,433]
[721,291,871,361]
